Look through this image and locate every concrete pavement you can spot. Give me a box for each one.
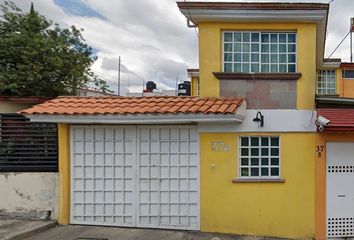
[22,225,287,240]
[0,219,56,240]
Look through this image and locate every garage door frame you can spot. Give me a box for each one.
[69,124,200,230]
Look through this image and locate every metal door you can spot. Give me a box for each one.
[137,126,199,230]
[327,142,354,238]
[70,126,137,226]
[70,125,199,230]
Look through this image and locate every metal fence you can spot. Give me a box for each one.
[0,114,58,172]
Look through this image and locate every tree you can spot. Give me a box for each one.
[0,1,112,97]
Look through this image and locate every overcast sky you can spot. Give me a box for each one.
[9,0,354,94]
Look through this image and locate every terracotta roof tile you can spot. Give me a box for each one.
[317,108,354,132]
[19,96,244,116]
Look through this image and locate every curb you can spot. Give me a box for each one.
[2,221,57,240]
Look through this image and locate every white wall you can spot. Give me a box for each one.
[0,173,58,220]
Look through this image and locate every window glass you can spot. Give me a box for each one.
[239,136,280,178]
[317,70,336,94]
[223,31,297,73]
[343,70,354,79]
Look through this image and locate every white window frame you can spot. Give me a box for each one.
[317,69,336,95]
[222,31,297,73]
[238,136,281,179]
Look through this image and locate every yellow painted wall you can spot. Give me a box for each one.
[199,22,317,109]
[200,132,315,238]
[191,76,199,96]
[58,123,70,225]
[336,68,344,96]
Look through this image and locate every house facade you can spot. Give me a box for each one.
[19,2,354,240]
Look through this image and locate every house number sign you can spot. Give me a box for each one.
[211,141,229,152]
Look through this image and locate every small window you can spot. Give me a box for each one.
[317,70,336,95]
[343,70,354,79]
[239,136,280,179]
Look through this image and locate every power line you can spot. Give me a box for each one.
[328,0,335,4]
[327,30,351,59]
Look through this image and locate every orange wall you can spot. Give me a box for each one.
[315,133,354,240]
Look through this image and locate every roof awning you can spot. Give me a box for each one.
[317,108,354,132]
[19,96,246,124]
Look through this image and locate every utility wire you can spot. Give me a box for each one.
[327,30,351,59]
[328,0,335,4]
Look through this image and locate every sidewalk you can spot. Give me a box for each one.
[0,219,56,240]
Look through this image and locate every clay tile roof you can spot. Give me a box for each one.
[317,108,354,132]
[19,96,244,116]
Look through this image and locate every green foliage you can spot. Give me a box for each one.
[0,1,112,97]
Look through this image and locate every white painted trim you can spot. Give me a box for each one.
[23,106,246,124]
[197,109,317,133]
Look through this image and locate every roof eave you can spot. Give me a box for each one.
[178,8,328,67]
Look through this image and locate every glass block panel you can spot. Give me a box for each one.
[234,33,242,42]
[241,158,249,166]
[224,43,233,52]
[251,168,259,176]
[288,34,296,43]
[251,53,259,62]
[279,64,287,72]
[242,32,250,42]
[271,168,279,176]
[261,137,269,146]
[241,168,249,176]
[261,148,269,156]
[234,63,242,72]
[250,137,259,146]
[271,137,279,146]
[251,32,259,42]
[271,44,278,53]
[234,43,242,52]
[251,64,259,72]
[243,43,250,52]
[279,34,286,43]
[261,34,269,43]
[224,32,233,42]
[271,158,279,165]
[251,148,259,156]
[243,53,250,62]
[261,158,269,166]
[288,54,296,63]
[251,43,259,52]
[241,148,249,156]
[279,44,286,53]
[270,34,278,43]
[271,148,279,156]
[271,54,278,63]
[241,137,249,146]
[288,64,296,72]
[261,64,269,72]
[261,168,269,176]
[224,53,232,61]
[234,53,241,62]
[251,158,259,166]
[271,64,278,73]
[261,54,269,63]
[279,54,286,63]
[224,63,232,72]
[261,44,269,52]
[288,44,296,52]
[242,64,250,73]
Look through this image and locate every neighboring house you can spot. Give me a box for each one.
[18,2,354,240]
[126,89,177,97]
[0,96,58,220]
[77,88,116,97]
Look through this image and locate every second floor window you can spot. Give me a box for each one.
[223,31,296,73]
[317,70,336,95]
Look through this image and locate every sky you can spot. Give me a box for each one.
[8,0,354,95]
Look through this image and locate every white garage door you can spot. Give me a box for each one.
[327,142,354,238]
[70,125,199,230]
